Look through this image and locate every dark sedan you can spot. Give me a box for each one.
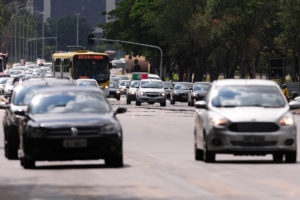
[18,87,126,169]
[188,82,211,106]
[109,81,121,100]
[1,78,75,159]
[170,82,193,104]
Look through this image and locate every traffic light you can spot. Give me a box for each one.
[87,33,95,45]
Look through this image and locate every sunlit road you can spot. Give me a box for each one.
[1,96,300,200]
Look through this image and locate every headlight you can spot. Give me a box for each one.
[161,92,165,96]
[140,91,144,96]
[116,90,120,94]
[120,88,124,91]
[210,114,227,127]
[105,86,108,89]
[101,124,118,134]
[192,92,198,97]
[130,91,135,95]
[279,113,294,126]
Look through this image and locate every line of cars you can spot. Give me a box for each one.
[0,77,127,169]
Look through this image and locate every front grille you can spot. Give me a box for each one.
[231,141,277,147]
[48,127,100,136]
[228,122,279,132]
[146,92,160,97]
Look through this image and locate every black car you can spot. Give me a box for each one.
[170,82,193,104]
[1,78,75,159]
[109,81,121,100]
[188,82,211,106]
[163,82,173,99]
[18,87,126,169]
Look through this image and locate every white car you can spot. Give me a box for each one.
[136,79,166,106]
[76,79,100,88]
[148,74,161,80]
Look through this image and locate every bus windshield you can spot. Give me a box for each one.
[73,55,109,81]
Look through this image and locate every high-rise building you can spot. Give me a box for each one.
[30,0,119,27]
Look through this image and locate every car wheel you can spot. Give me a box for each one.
[160,101,166,107]
[170,97,175,105]
[4,130,18,160]
[105,154,123,168]
[20,157,35,169]
[188,99,191,106]
[126,98,131,104]
[194,142,203,161]
[272,153,284,163]
[117,96,120,101]
[203,137,215,163]
[190,100,195,107]
[285,151,297,163]
[136,99,141,106]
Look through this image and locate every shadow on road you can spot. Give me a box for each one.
[33,163,131,170]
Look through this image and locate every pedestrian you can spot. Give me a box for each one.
[282,84,289,100]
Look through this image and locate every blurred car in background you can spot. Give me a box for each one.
[194,79,297,163]
[4,78,14,99]
[188,82,211,106]
[163,82,173,99]
[136,79,166,106]
[148,74,161,80]
[18,87,126,168]
[119,80,131,95]
[0,77,10,94]
[0,73,10,78]
[126,80,140,104]
[109,81,121,100]
[76,79,100,88]
[170,82,193,104]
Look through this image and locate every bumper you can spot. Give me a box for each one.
[22,134,122,161]
[109,92,120,99]
[191,95,205,102]
[138,96,166,103]
[174,94,189,102]
[206,126,297,154]
[127,94,136,101]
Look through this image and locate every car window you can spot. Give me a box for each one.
[109,82,119,88]
[13,85,47,105]
[174,83,193,90]
[130,81,140,88]
[211,85,285,108]
[77,81,98,87]
[163,83,173,89]
[30,92,110,114]
[141,81,163,88]
[194,84,210,91]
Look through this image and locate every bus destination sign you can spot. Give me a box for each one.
[77,55,104,60]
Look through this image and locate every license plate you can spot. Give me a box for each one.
[63,139,87,148]
[243,136,265,143]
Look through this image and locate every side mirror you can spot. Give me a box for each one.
[195,100,207,109]
[114,107,127,115]
[289,102,300,110]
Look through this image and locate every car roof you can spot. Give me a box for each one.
[213,79,279,87]
[32,86,104,95]
[18,78,75,87]
[141,79,162,82]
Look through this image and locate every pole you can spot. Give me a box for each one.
[42,14,44,59]
[91,37,164,80]
[14,21,17,62]
[56,20,58,50]
[35,18,37,60]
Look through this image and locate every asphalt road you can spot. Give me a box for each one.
[1,96,300,200]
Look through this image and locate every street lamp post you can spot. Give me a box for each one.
[76,13,80,46]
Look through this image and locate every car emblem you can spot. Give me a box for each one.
[71,127,78,136]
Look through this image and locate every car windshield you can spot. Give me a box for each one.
[77,81,99,87]
[110,82,119,88]
[163,82,173,89]
[120,81,130,87]
[194,83,210,91]
[30,92,110,114]
[130,81,140,88]
[13,85,46,105]
[174,83,193,90]
[10,70,22,75]
[141,81,163,88]
[211,85,286,108]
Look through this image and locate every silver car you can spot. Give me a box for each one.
[194,79,297,163]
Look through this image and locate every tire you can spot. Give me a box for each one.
[4,130,18,160]
[160,101,166,107]
[190,100,195,107]
[105,154,123,167]
[136,99,141,106]
[170,96,175,105]
[285,151,297,163]
[273,153,284,163]
[203,137,215,163]
[20,157,35,169]
[117,96,120,101]
[126,98,131,104]
[188,99,191,106]
[194,143,203,161]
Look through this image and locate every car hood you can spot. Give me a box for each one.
[30,113,114,128]
[128,88,138,92]
[193,90,207,95]
[212,107,290,122]
[139,88,164,93]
